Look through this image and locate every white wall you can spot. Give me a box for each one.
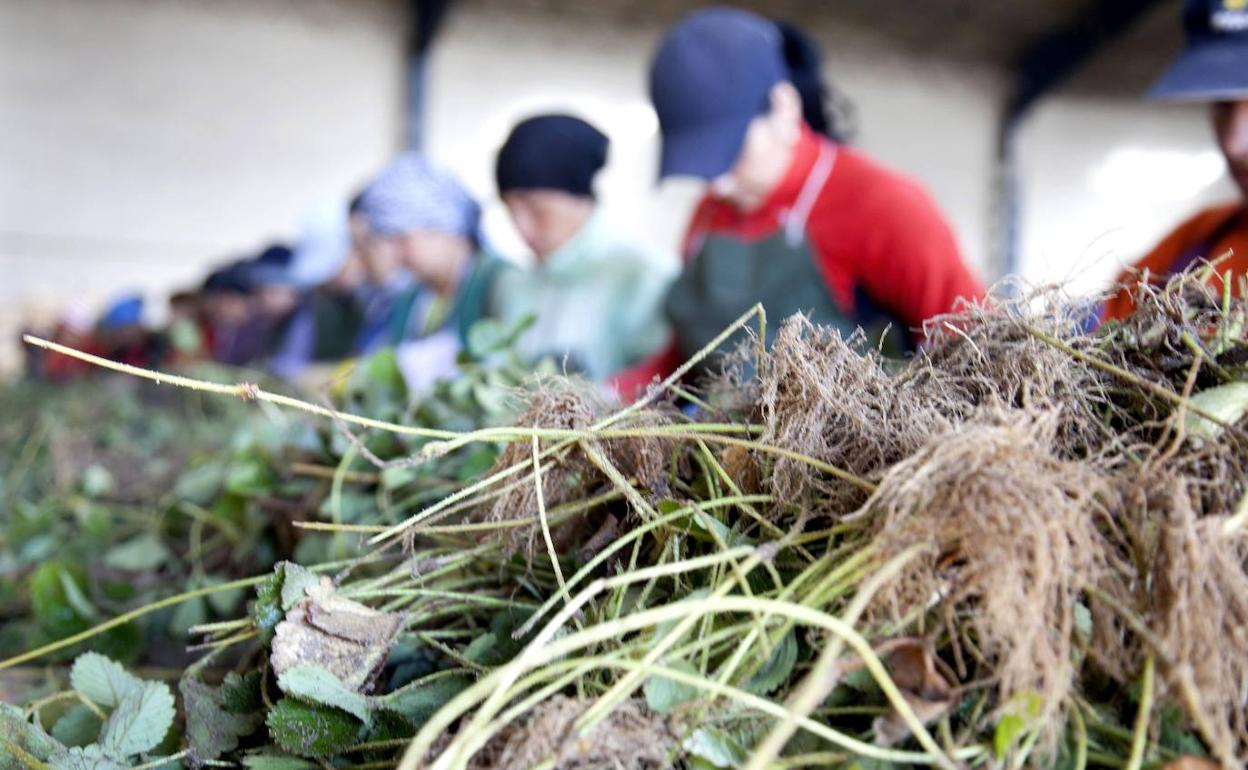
[425,4,1004,277]
[0,0,408,364]
[424,5,698,266]
[1016,95,1238,297]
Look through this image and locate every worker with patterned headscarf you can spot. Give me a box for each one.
[355,152,501,391]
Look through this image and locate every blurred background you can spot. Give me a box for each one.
[0,0,1237,375]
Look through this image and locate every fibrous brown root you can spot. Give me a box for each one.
[859,411,1113,742]
[919,288,1121,463]
[756,316,952,515]
[466,696,680,770]
[1129,477,1248,767]
[476,381,678,559]
[755,294,1122,519]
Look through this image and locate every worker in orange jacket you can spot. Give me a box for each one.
[1103,0,1248,321]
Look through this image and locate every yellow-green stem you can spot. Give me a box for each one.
[1123,654,1155,770]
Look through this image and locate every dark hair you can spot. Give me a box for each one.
[774,19,856,143]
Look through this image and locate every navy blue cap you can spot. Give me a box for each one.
[202,261,253,295]
[650,7,786,180]
[242,244,297,287]
[496,114,609,197]
[1151,0,1248,100]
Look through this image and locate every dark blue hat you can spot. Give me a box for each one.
[650,7,786,180]
[202,261,253,295]
[496,114,609,197]
[243,243,297,287]
[1151,0,1248,100]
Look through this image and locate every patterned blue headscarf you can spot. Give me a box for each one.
[357,153,480,243]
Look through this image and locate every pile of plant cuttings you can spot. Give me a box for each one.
[0,327,545,669]
[3,274,1247,770]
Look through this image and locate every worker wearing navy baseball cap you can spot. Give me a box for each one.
[614,7,984,394]
[1103,0,1248,320]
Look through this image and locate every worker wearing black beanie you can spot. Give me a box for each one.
[489,112,676,382]
[496,114,608,200]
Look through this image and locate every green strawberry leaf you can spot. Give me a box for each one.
[98,681,175,757]
[70,653,143,708]
[276,665,373,725]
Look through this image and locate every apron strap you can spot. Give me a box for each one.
[784,143,838,247]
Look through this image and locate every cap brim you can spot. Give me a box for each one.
[659,116,752,181]
[245,266,297,287]
[1150,38,1248,101]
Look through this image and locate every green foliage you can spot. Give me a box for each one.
[462,608,536,667]
[239,755,317,770]
[97,680,176,757]
[47,745,128,770]
[251,565,287,645]
[744,630,798,696]
[71,652,143,707]
[1185,381,1248,439]
[50,706,103,748]
[102,533,170,571]
[1158,703,1207,757]
[30,562,92,640]
[378,673,472,725]
[0,703,61,768]
[80,465,115,498]
[993,692,1044,761]
[276,665,373,725]
[221,671,264,714]
[277,563,320,611]
[684,727,748,768]
[8,654,182,768]
[266,699,364,758]
[182,676,263,761]
[172,462,225,505]
[644,659,703,714]
[0,379,261,661]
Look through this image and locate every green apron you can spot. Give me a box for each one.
[665,145,908,371]
[386,254,502,349]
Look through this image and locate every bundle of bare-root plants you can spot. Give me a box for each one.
[4,270,1247,770]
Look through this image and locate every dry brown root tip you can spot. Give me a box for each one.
[464,696,680,770]
[859,411,1113,749]
[239,382,261,401]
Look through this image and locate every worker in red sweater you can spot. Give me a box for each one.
[614,8,984,397]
